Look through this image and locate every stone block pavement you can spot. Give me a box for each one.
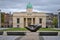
[15,32,40,40]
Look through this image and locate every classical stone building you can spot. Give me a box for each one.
[4,13,13,28]
[13,3,53,28]
[0,12,13,28]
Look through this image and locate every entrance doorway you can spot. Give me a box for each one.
[27,18,31,26]
[24,18,35,27]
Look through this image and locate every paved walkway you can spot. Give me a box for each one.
[15,32,40,40]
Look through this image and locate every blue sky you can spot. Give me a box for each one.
[0,0,60,13]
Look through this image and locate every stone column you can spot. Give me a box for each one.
[26,18,28,27]
[31,18,33,25]
[42,17,46,28]
[13,17,17,28]
[20,17,24,28]
[35,17,39,25]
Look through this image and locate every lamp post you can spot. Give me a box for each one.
[57,9,60,28]
[0,10,1,28]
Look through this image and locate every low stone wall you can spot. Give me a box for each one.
[3,31,26,36]
[1,31,60,36]
[7,32,26,36]
[0,32,3,35]
[39,32,58,36]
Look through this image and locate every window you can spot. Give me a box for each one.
[17,25,19,28]
[39,18,42,23]
[17,18,20,23]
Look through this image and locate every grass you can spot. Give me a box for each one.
[0,28,27,31]
[0,28,60,32]
[38,28,60,31]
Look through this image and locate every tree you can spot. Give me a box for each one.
[52,17,58,28]
[1,13,4,23]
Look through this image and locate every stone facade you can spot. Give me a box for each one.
[13,12,47,28]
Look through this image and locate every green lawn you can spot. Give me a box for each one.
[0,28,60,32]
[0,28,27,31]
[38,28,60,31]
